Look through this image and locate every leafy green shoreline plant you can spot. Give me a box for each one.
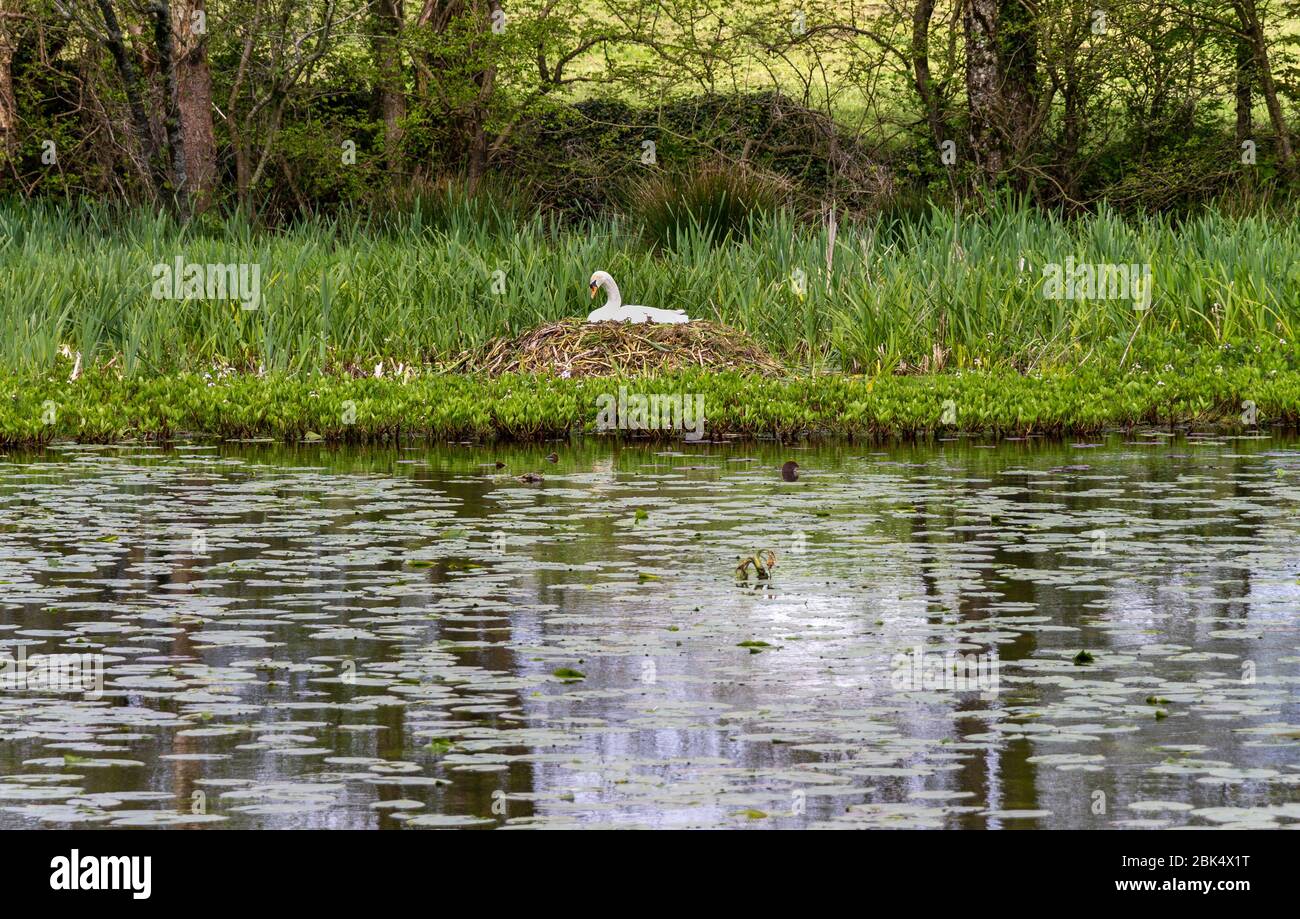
[3,353,1296,446]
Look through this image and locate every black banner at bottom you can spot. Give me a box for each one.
[3,828,1280,906]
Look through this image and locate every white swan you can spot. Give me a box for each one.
[586,271,690,324]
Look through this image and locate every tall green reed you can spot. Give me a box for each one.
[1,198,1296,377]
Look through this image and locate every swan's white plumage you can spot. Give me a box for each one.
[586,270,690,324]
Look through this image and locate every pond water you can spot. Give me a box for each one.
[1,432,1298,829]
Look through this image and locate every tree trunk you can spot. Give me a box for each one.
[173,0,218,211]
[96,0,165,196]
[964,0,1003,180]
[911,0,945,149]
[227,7,260,209]
[471,0,501,190]
[466,106,490,192]
[0,0,16,158]
[998,0,1038,161]
[416,0,501,189]
[148,0,189,216]
[963,0,1041,184]
[1235,0,1292,170]
[372,0,406,175]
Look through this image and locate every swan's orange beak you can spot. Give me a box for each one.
[588,282,598,299]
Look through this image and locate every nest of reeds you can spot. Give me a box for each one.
[453,319,784,378]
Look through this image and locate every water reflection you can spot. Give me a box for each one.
[1,432,1298,828]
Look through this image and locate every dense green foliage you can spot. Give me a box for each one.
[4,2,1299,217]
[3,346,1296,445]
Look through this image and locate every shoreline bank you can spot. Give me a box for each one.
[2,364,1295,446]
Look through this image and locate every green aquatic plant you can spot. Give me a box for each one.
[423,739,456,757]
[5,348,1300,445]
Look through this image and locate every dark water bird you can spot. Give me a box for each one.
[494,461,506,469]
[518,472,544,483]
[781,461,800,482]
[545,452,558,463]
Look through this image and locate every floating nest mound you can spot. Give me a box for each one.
[457,319,785,378]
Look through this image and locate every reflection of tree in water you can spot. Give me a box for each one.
[900,442,1047,828]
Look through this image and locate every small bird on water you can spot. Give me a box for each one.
[518,472,544,483]
[781,461,800,482]
[736,549,778,580]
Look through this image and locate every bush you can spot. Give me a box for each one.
[513,92,893,220]
[631,163,784,250]
[378,176,534,238]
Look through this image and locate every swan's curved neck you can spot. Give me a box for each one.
[600,277,622,310]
